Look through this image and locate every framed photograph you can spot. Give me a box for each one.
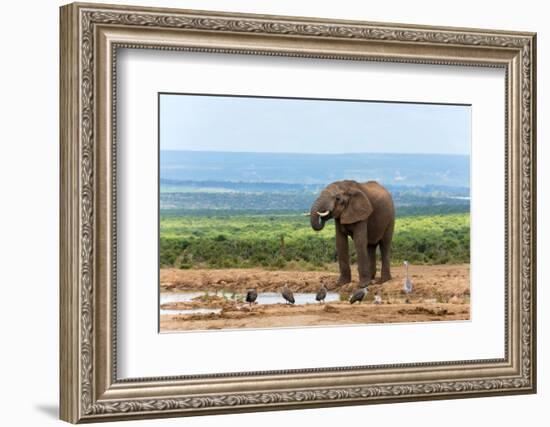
[60,2,537,423]
[157,93,472,332]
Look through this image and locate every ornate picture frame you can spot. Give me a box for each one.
[60,2,536,423]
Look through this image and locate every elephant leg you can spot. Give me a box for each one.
[335,222,351,285]
[367,244,377,280]
[378,223,394,283]
[352,222,371,287]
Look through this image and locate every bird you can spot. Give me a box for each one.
[316,284,327,304]
[403,261,413,294]
[374,293,382,305]
[349,286,367,304]
[245,288,258,306]
[281,284,295,305]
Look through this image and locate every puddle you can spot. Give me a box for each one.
[253,292,340,305]
[160,307,222,316]
[160,291,341,315]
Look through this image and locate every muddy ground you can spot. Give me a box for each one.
[160,264,470,331]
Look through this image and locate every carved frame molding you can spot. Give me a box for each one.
[60,2,536,423]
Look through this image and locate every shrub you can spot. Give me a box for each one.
[159,212,470,269]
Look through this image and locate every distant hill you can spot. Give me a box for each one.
[160,189,470,212]
[160,150,470,188]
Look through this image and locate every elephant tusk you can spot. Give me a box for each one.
[317,210,330,217]
[302,212,311,216]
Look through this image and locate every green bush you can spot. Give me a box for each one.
[159,212,470,269]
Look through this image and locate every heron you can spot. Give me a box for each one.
[403,261,413,294]
[245,288,258,306]
[282,284,295,305]
[349,286,367,304]
[316,284,327,304]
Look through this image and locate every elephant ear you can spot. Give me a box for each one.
[340,188,373,224]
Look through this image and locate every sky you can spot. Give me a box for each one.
[160,93,471,155]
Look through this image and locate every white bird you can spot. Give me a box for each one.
[403,261,413,294]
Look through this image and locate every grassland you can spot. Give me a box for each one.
[160,212,469,269]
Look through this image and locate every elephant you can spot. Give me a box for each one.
[309,180,395,287]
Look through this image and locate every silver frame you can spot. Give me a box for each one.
[60,2,536,423]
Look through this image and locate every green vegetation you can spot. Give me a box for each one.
[160,212,469,269]
[158,155,471,270]
[159,204,469,218]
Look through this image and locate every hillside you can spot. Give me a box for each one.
[160,150,470,187]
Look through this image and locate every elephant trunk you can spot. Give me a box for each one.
[310,195,330,231]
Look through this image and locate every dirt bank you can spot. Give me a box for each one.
[160,301,470,331]
[160,264,470,301]
[159,264,470,331]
